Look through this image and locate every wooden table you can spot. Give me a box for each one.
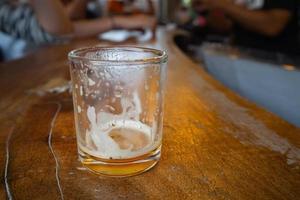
[1,28,300,200]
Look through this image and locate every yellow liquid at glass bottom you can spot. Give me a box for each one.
[78,127,161,177]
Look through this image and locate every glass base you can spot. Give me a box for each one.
[78,146,161,177]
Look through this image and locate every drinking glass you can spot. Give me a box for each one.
[68,46,167,177]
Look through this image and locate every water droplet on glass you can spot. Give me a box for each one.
[144,84,149,90]
[87,68,94,76]
[80,86,83,96]
[126,106,132,112]
[105,105,115,112]
[91,94,96,99]
[114,85,123,98]
[88,78,95,86]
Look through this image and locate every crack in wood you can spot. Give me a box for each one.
[47,102,64,200]
[4,127,14,200]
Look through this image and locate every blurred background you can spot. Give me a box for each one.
[1,0,299,127]
[1,0,299,62]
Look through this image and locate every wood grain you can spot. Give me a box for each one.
[0,28,300,200]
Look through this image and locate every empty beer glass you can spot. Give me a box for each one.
[68,46,167,176]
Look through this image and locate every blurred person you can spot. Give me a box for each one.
[62,0,157,35]
[0,0,156,60]
[62,0,105,19]
[106,0,157,40]
[0,0,156,41]
[0,0,72,46]
[193,0,299,55]
[62,0,91,20]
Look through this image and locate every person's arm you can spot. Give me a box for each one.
[66,0,89,20]
[31,0,114,38]
[206,11,233,33]
[73,18,113,38]
[223,5,291,36]
[31,0,73,35]
[113,14,156,30]
[72,14,156,38]
[200,0,292,37]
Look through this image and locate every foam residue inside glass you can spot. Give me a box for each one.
[78,91,159,159]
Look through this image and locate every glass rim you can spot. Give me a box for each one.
[68,46,168,64]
